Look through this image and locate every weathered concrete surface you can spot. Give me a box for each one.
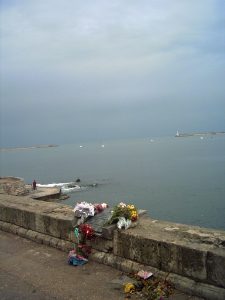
[0,194,74,240]
[0,231,142,300]
[29,186,61,200]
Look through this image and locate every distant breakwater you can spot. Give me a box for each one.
[0,144,58,152]
[175,131,225,137]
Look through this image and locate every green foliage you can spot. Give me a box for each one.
[108,205,132,224]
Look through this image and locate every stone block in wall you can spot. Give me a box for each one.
[0,204,36,230]
[22,210,36,230]
[87,236,113,253]
[0,205,15,224]
[42,235,51,246]
[35,214,48,235]
[49,237,60,248]
[34,214,72,239]
[178,244,207,281]
[0,221,14,233]
[207,249,225,288]
[160,241,207,282]
[102,224,117,240]
[17,227,28,238]
[160,241,180,273]
[113,230,161,268]
[43,215,59,238]
[57,218,73,240]
[26,230,39,242]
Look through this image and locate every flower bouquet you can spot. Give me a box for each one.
[108,202,138,229]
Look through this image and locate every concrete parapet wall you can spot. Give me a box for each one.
[0,194,225,299]
[113,217,225,290]
[0,194,74,240]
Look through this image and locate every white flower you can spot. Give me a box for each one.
[117,217,131,230]
[101,203,108,209]
[118,202,126,208]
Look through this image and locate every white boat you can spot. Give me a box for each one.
[176,130,180,137]
[61,185,81,193]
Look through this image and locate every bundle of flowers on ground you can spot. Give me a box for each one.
[108,202,138,229]
[124,271,174,299]
[68,250,88,266]
[68,223,95,266]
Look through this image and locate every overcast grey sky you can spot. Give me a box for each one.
[1,0,225,147]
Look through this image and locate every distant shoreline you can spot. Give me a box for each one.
[0,144,58,152]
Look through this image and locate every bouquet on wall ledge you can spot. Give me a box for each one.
[108,202,138,229]
[73,201,108,224]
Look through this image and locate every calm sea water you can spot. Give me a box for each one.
[1,136,225,230]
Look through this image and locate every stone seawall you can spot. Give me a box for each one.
[0,194,225,300]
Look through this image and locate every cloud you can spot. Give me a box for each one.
[0,0,225,146]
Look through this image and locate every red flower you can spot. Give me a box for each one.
[131,215,137,222]
[79,224,95,240]
[94,204,104,214]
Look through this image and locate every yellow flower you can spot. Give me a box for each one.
[124,283,135,294]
